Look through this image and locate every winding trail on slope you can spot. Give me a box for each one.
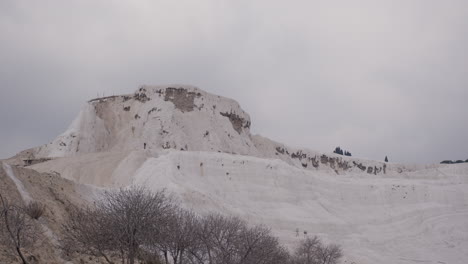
[2,162,72,264]
[2,162,32,202]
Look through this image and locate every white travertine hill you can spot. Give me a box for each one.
[22,85,399,176]
[34,85,257,157]
[131,151,468,264]
[5,85,468,264]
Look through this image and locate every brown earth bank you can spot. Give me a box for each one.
[0,161,108,264]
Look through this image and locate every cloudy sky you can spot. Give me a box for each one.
[1,0,467,164]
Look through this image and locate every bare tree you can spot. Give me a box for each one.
[185,213,289,264]
[63,186,174,264]
[0,193,41,264]
[62,187,343,264]
[102,187,174,264]
[316,244,342,264]
[156,208,198,264]
[291,236,342,264]
[292,236,321,264]
[237,224,290,264]
[138,249,164,264]
[188,213,245,264]
[63,205,116,263]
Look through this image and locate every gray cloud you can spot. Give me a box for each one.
[1,0,467,163]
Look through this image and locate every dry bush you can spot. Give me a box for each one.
[0,194,41,264]
[138,249,164,264]
[185,213,290,264]
[25,201,45,220]
[62,205,116,263]
[316,244,342,264]
[63,187,343,264]
[156,208,198,264]
[63,186,174,264]
[292,236,342,264]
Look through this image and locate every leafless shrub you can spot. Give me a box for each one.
[102,186,174,264]
[292,236,321,264]
[185,213,245,264]
[62,187,343,264]
[316,243,342,264]
[185,213,290,264]
[138,249,164,264]
[291,236,342,264]
[62,205,116,263]
[0,193,41,264]
[63,186,174,264]
[237,224,290,264]
[156,208,199,264]
[25,201,45,220]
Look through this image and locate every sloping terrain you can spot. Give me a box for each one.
[0,162,102,263]
[2,85,468,263]
[133,151,468,264]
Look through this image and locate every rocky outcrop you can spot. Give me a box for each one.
[220,111,250,134]
[134,87,150,102]
[23,158,52,166]
[352,161,364,171]
[163,87,201,112]
[268,141,389,174]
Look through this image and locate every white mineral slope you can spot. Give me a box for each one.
[132,150,468,264]
[30,150,149,187]
[32,85,258,158]
[13,85,468,263]
[21,85,411,177]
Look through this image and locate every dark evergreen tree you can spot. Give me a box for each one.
[334,147,352,156]
[385,156,388,162]
[333,147,343,155]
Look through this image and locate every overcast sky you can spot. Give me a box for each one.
[1,0,467,164]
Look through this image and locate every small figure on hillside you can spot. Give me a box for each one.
[385,156,388,162]
[144,143,147,149]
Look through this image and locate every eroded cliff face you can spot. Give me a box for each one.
[163,87,200,112]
